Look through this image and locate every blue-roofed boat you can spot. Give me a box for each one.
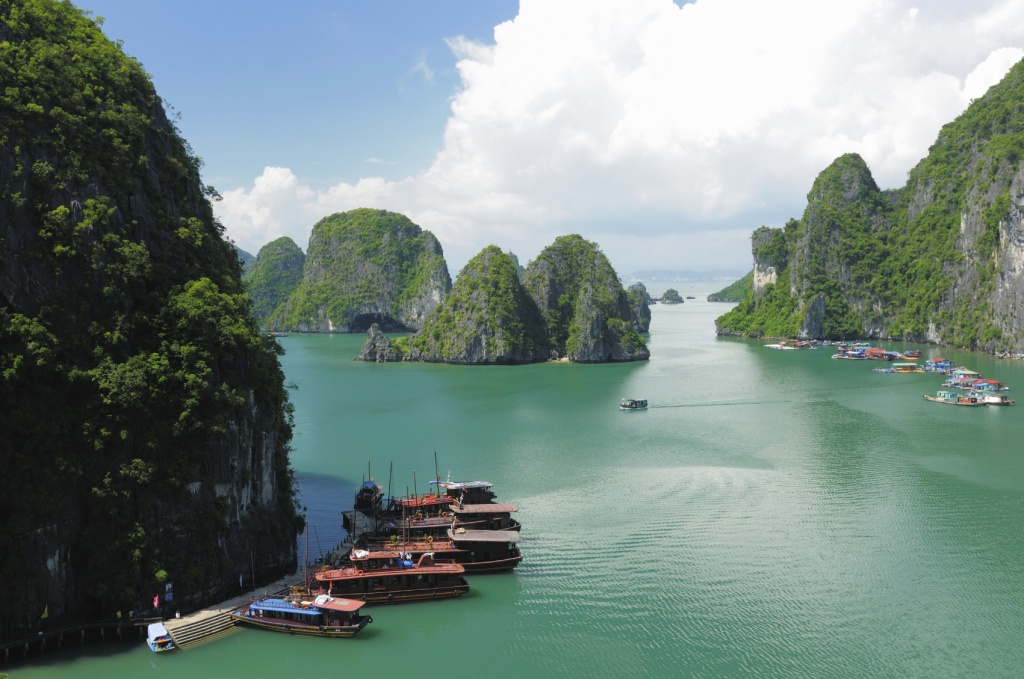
[230,593,372,637]
[146,622,175,652]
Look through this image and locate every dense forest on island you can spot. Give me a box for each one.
[717,58,1024,353]
[270,208,451,333]
[245,236,305,321]
[708,271,753,302]
[360,235,649,364]
[0,0,299,639]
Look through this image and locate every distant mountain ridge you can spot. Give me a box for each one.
[629,269,747,283]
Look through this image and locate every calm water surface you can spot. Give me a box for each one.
[13,285,1024,678]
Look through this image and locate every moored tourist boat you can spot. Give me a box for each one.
[451,502,521,532]
[230,593,372,637]
[350,529,522,574]
[146,622,175,652]
[313,552,469,604]
[922,390,984,406]
[620,398,648,409]
[432,479,498,505]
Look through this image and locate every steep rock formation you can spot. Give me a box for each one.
[521,235,649,362]
[359,246,550,364]
[717,59,1024,352]
[0,2,298,640]
[274,209,451,333]
[626,282,652,331]
[245,236,305,321]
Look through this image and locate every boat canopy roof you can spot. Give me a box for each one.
[312,594,365,613]
[448,528,521,543]
[147,622,169,640]
[892,362,919,368]
[249,598,322,616]
[451,502,519,514]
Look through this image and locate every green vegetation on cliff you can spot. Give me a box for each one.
[662,288,683,304]
[1,0,298,635]
[399,246,550,363]
[245,236,305,322]
[719,60,1024,350]
[274,208,450,332]
[521,235,648,362]
[708,271,753,302]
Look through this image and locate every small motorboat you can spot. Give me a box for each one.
[146,622,176,652]
[619,398,648,410]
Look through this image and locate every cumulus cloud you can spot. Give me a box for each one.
[217,0,1024,274]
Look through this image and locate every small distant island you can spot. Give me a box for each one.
[661,288,684,304]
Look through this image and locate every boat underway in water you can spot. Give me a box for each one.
[312,552,469,604]
[230,593,372,637]
[146,622,175,652]
[620,398,648,409]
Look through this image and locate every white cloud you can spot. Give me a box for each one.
[218,0,1024,275]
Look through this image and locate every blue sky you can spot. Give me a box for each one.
[76,1,1024,278]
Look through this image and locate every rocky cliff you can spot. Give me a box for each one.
[717,57,1024,353]
[359,236,649,364]
[245,236,305,321]
[626,282,652,331]
[0,2,298,640]
[273,209,451,333]
[521,235,649,362]
[361,246,550,364]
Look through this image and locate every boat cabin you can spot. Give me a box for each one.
[450,502,521,531]
[314,552,469,604]
[146,622,175,652]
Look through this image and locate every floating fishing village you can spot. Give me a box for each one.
[762,340,1016,407]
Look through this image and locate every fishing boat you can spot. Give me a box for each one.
[312,552,469,604]
[146,622,176,652]
[922,390,984,406]
[230,593,372,637]
[620,398,648,409]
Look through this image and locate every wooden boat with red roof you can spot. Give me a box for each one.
[230,593,372,637]
[312,552,469,604]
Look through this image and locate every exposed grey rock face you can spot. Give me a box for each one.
[358,323,400,362]
[627,282,652,332]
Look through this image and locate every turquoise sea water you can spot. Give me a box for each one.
[10,286,1024,678]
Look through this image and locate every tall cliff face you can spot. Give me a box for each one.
[626,282,652,332]
[521,235,649,362]
[274,209,451,333]
[0,2,298,639]
[383,246,550,364]
[717,57,1024,352]
[358,237,649,364]
[245,236,305,322]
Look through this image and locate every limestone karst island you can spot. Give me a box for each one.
[3,1,1024,675]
